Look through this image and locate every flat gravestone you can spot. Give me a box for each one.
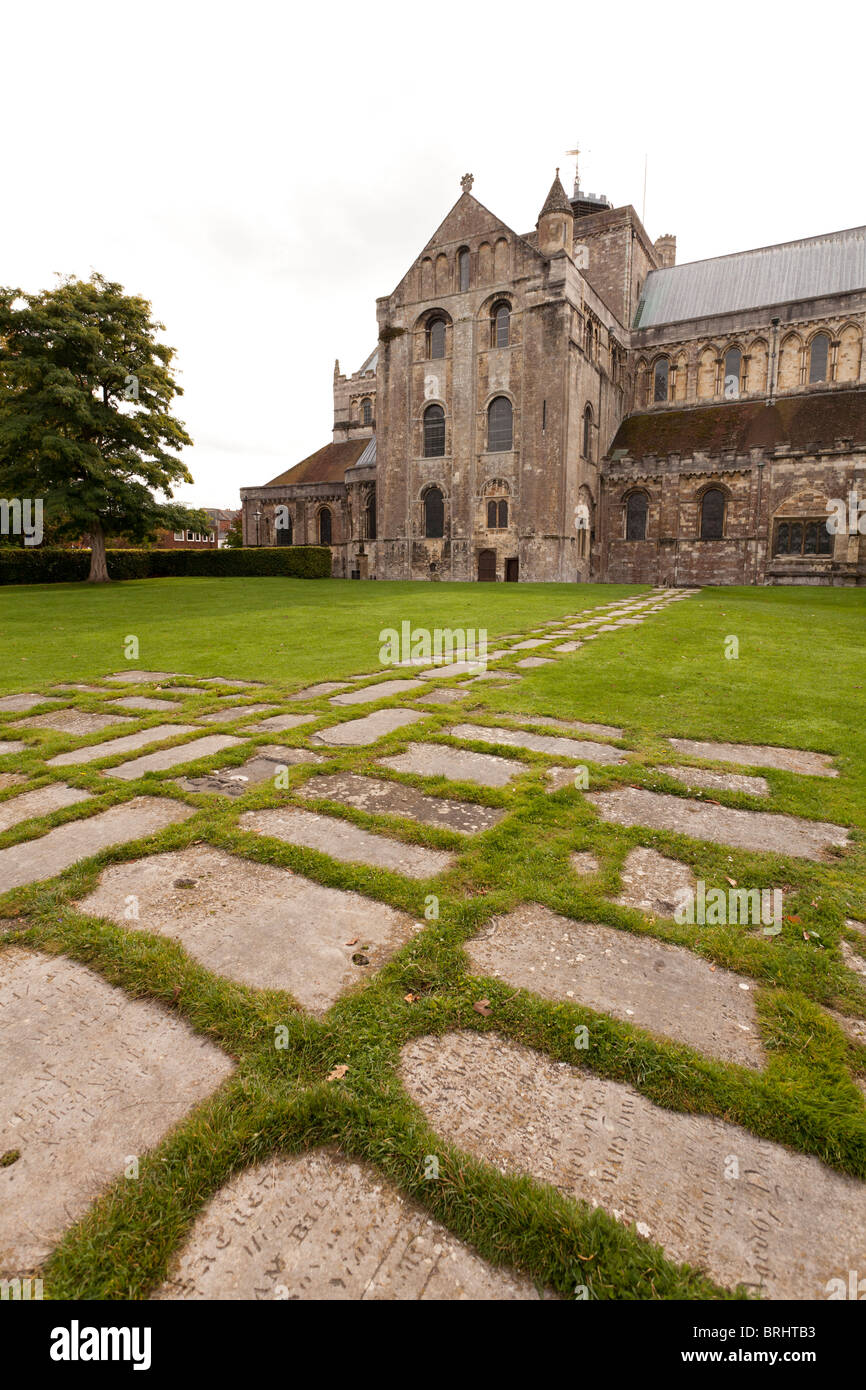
[657,765,770,798]
[467,903,763,1068]
[109,696,181,713]
[297,772,503,835]
[380,742,525,788]
[196,705,279,725]
[0,947,233,1277]
[0,796,195,895]
[0,694,60,713]
[589,787,849,860]
[616,846,697,918]
[828,1009,866,1047]
[331,680,426,706]
[448,724,625,766]
[247,713,316,734]
[175,745,321,795]
[12,709,132,737]
[0,783,93,834]
[240,807,455,879]
[48,724,199,768]
[105,734,245,781]
[570,850,600,874]
[515,657,554,669]
[289,682,349,700]
[522,716,623,739]
[313,710,425,747]
[154,1150,545,1301]
[667,738,837,779]
[401,1031,866,1300]
[104,671,183,684]
[0,742,27,757]
[75,845,415,1013]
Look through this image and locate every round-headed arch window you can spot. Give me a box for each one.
[487,396,513,452]
[423,403,445,458]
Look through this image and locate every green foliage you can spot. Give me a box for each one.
[0,546,331,585]
[223,515,244,549]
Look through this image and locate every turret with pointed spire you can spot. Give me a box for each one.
[536,169,574,257]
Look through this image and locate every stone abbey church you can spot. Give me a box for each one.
[241,170,866,585]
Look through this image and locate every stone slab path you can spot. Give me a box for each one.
[657,765,770,797]
[401,1031,866,1300]
[0,694,61,713]
[12,709,132,736]
[331,680,426,705]
[0,947,233,1276]
[616,846,696,918]
[75,845,415,1013]
[0,796,195,895]
[48,724,199,768]
[105,734,245,781]
[667,738,837,778]
[313,709,425,747]
[590,787,849,859]
[0,783,93,834]
[108,696,182,713]
[247,713,316,734]
[449,723,625,766]
[467,903,763,1067]
[0,742,27,757]
[240,807,455,879]
[175,745,320,795]
[196,704,279,724]
[380,742,525,788]
[104,671,183,685]
[154,1150,546,1300]
[297,772,503,834]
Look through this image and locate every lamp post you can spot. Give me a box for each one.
[255,508,261,546]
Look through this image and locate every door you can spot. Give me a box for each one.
[505,557,519,582]
[477,549,496,581]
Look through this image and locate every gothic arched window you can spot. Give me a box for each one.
[427,317,446,359]
[487,396,513,452]
[360,397,373,426]
[700,488,725,539]
[424,487,444,539]
[364,486,376,540]
[492,302,510,348]
[809,333,830,383]
[423,403,445,457]
[583,404,593,460]
[318,507,332,545]
[458,248,470,292]
[625,491,648,541]
[724,347,742,398]
[653,357,670,402]
[486,498,508,529]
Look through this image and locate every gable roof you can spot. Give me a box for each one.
[264,438,369,488]
[609,388,866,458]
[634,225,866,329]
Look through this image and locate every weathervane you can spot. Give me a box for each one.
[566,145,586,197]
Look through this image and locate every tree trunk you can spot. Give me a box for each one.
[87,523,110,582]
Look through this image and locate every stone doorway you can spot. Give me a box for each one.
[505,557,519,582]
[477,549,497,582]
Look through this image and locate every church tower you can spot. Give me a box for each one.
[536,169,574,256]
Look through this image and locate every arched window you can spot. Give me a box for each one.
[360,397,373,426]
[423,403,445,457]
[585,321,593,360]
[723,347,742,398]
[427,317,446,359]
[487,396,513,452]
[318,507,332,545]
[275,512,293,546]
[365,486,376,540]
[486,498,508,529]
[458,248,470,293]
[625,491,648,541]
[583,404,593,460]
[424,487,444,539]
[492,302,511,348]
[809,333,830,383]
[700,488,725,540]
[653,357,670,403]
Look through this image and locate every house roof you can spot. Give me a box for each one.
[634,225,866,328]
[264,438,370,488]
[609,388,866,458]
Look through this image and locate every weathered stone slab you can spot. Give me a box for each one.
[570,851,600,875]
[175,745,321,795]
[511,639,552,650]
[289,682,349,699]
[0,796,195,895]
[0,773,26,791]
[48,724,198,768]
[105,734,245,780]
[240,807,455,879]
[657,765,770,797]
[448,724,625,765]
[520,715,623,739]
[196,704,279,724]
[297,772,503,834]
[467,903,763,1067]
[418,661,488,679]
[246,713,316,734]
[197,677,265,688]
[414,688,470,703]
[109,696,181,713]
[515,657,554,668]
[589,787,849,860]
[76,845,415,1012]
[154,1149,545,1301]
[331,680,425,705]
[0,742,27,757]
[51,684,105,694]
[841,941,866,982]
[0,783,92,834]
[828,1009,866,1047]
[380,742,525,788]
[313,709,425,747]
[104,670,183,684]
[0,947,232,1276]
[552,642,581,653]
[467,672,521,683]
[616,846,696,918]
[401,1031,866,1300]
[13,709,132,736]
[667,738,837,778]
[0,694,60,713]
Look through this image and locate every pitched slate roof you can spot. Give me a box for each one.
[264,438,369,488]
[609,388,866,458]
[634,226,866,328]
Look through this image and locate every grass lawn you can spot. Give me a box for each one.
[1,578,865,1301]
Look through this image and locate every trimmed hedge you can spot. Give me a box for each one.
[0,546,332,585]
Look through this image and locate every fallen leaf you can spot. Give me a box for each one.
[326,1065,348,1082]
[345,937,359,946]
[725,876,737,887]
[473,999,492,1017]
[786,915,801,923]
[404,992,420,1004]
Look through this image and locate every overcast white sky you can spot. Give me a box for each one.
[5,1,864,507]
